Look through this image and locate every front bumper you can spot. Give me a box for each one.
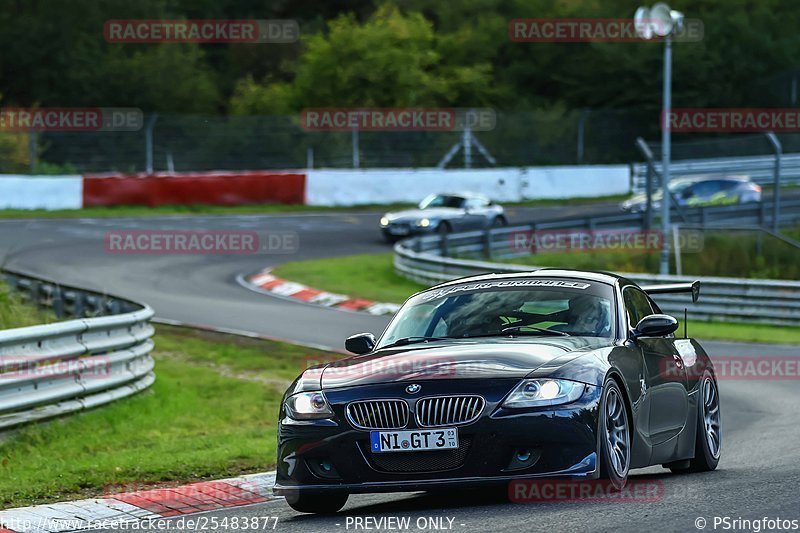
[380,222,433,239]
[274,379,601,495]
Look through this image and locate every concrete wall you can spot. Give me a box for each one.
[0,165,631,209]
[0,175,83,210]
[306,165,630,206]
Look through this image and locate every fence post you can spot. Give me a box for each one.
[440,234,449,257]
[765,132,782,232]
[351,127,360,168]
[483,229,493,259]
[28,130,38,173]
[144,113,158,174]
[577,109,590,164]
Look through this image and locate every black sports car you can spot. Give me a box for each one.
[273,269,721,514]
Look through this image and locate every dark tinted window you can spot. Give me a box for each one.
[719,179,742,190]
[688,181,720,197]
[420,195,465,209]
[464,197,488,209]
[623,287,654,327]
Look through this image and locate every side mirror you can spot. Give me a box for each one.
[345,333,376,354]
[633,314,679,338]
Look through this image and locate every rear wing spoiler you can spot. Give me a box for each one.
[640,281,700,303]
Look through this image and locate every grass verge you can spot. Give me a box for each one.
[0,324,340,508]
[504,227,800,279]
[0,283,55,328]
[0,194,628,220]
[272,252,800,345]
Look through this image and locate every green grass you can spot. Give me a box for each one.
[272,252,425,304]
[0,194,629,220]
[274,252,800,345]
[505,228,800,280]
[0,203,389,219]
[687,320,800,344]
[0,325,340,508]
[0,283,56,328]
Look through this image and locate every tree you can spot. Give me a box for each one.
[230,3,494,113]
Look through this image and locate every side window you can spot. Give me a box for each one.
[464,198,485,209]
[623,288,654,328]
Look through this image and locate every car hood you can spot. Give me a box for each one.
[384,207,460,222]
[622,191,663,207]
[319,337,615,389]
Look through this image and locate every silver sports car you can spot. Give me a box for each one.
[380,193,506,242]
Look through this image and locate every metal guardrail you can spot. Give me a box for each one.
[399,200,800,263]
[394,216,800,326]
[632,152,800,192]
[0,270,155,430]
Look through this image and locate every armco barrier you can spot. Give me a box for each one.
[632,152,800,192]
[394,223,800,326]
[0,270,155,429]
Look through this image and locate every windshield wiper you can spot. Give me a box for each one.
[380,336,450,349]
[500,325,570,336]
[462,325,570,338]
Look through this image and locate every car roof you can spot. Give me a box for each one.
[431,192,489,200]
[418,268,626,296]
[673,174,751,183]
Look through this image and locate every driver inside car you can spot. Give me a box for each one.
[552,294,611,336]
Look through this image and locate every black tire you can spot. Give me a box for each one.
[491,216,508,228]
[671,371,721,473]
[436,221,451,235]
[285,491,348,514]
[598,377,631,490]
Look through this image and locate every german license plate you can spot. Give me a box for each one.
[370,428,458,453]
[389,225,410,235]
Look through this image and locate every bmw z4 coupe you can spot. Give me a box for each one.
[273,269,721,513]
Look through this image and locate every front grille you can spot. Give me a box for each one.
[415,395,485,427]
[347,399,409,429]
[364,437,473,473]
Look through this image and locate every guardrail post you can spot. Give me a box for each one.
[483,229,493,259]
[51,286,65,318]
[765,132,782,232]
[440,234,449,257]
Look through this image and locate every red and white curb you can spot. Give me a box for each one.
[0,472,277,533]
[239,270,401,316]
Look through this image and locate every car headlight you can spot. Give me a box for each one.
[284,391,334,420]
[416,218,431,228]
[502,379,585,408]
[380,217,389,226]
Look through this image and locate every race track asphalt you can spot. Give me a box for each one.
[0,202,797,533]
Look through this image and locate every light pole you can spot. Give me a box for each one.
[635,3,684,275]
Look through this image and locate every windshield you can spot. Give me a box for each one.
[668,180,694,193]
[378,279,615,348]
[419,194,465,209]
